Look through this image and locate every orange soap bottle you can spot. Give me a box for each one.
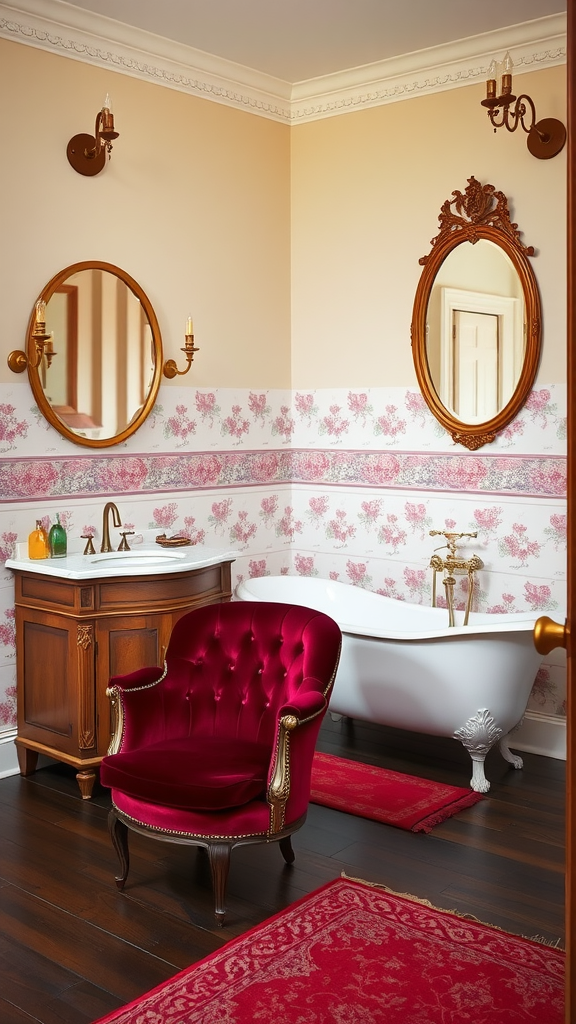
[28,520,49,559]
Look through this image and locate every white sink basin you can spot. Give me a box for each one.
[6,544,238,580]
[90,550,187,567]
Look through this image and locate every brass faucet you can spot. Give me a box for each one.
[101,502,122,553]
[429,530,484,627]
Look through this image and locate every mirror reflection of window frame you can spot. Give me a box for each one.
[43,284,81,418]
[411,179,541,451]
[25,261,163,449]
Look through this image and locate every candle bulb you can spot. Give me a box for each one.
[186,316,194,335]
[35,299,46,327]
[486,59,497,99]
[501,51,513,95]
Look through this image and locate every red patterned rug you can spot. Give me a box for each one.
[310,751,483,832]
[92,877,564,1024]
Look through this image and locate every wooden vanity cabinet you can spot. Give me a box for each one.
[12,560,233,798]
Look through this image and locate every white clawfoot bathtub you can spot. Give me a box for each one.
[234,575,546,793]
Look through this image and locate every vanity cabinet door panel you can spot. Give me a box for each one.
[95,612,172,756]
[16,609,96,758]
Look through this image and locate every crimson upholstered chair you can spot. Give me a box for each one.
[100,600,341,924]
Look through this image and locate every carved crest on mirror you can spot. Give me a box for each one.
[411,177,541,450]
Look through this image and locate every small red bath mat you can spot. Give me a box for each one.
[310,751,483,832]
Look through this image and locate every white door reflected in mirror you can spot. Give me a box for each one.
[425,239,525,424]
[452,309,498,422]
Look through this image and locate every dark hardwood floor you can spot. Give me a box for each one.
[0,717,565,1024]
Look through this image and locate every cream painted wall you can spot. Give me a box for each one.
[0,42,565,396]
[290,65,566,389]
[0,38,292,389]
[0,38,567,767]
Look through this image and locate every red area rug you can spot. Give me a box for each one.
[310,751,483,832]
[92,877,564,1024]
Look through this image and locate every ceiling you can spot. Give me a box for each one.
[51,0,566,83]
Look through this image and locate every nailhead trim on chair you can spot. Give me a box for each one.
[112,800,290,842]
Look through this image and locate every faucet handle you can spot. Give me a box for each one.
[117,531,134,552]
[81,534,96,555]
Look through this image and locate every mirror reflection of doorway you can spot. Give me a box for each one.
[435,286,523,423]
[452,309,499,421]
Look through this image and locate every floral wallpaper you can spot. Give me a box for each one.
[0,381,567,737]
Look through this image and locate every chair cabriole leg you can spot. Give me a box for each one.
[208,842,232,926]
[109,809,130,890]
[279,834,295,864]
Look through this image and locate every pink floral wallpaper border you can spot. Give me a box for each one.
[0,382,567,735]
[0,450,566,501]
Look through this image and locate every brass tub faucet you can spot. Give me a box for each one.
[429,530,484,627]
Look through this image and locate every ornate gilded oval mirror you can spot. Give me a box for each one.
[411,177,541,450]
[15,261,162,448]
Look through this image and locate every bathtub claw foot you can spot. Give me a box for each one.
[470,757,491,793]
[454,709,503,792]
[499,735,524,770]
[330,712,343,722]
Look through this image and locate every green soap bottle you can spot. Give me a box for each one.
[49,513,67,558]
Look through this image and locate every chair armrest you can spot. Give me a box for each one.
[106,664,167,755]
[109,666,165,691]
[267,683,330,832]
[278,680,327,722]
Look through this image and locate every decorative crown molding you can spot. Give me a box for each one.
[0,2,566,125]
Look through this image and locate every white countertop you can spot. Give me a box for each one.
[6,539,238,580]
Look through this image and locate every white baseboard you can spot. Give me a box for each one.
[509,711,566,760]
[0,729,18,778]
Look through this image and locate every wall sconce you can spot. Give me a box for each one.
[481,52,566,159]
[66,94,119,176]
[8,300,57,373]
[163,317,199,378]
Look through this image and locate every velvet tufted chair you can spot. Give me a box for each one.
[100,601,341,924]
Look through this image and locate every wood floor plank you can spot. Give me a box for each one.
[0,885,183,1003]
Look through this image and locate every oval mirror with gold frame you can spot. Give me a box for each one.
[411,177,541,450]
[16,261,163,448]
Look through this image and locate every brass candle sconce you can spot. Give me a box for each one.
[8,300,57,373]
[67,94,119,176]
[162,317,199,378]
[481,51,566,159]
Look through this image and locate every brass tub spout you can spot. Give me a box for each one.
[429,530,484,626]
